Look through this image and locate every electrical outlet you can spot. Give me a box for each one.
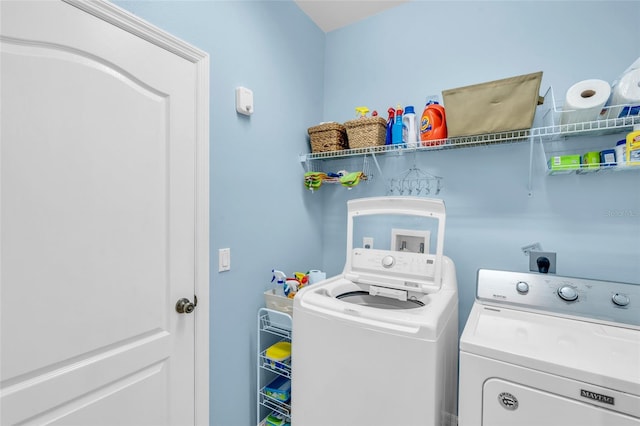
[529,251,556,274]
[363,237,373,249]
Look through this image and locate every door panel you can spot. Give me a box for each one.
[483,379,640,426]
[2,41,169,379]
[1,1,208,424]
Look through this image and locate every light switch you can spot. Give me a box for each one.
[219,248,231,272]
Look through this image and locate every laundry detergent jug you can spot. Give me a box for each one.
[419,101,447,146]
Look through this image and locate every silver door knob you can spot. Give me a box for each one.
[176,296,197,314]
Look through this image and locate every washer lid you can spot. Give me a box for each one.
[344,197,447,292]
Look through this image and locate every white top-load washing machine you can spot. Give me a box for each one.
[459,269,640,426]
[292,197,458,426]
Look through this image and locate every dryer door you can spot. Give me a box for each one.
[483,379,640,426]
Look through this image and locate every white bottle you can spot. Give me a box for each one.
[615,139,627,167]
[402,105,418,147]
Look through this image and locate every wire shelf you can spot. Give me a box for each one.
[257,308,293,426]
[534,86,640,140]
[300,129,532,163]
[259,388,291,418]
[259,313,292,339]
[533,86,640,175]
[575,165,639,175]
[259,350,292,378]
[299,86,639,164]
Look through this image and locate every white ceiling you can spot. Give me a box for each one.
[294,0,410,32]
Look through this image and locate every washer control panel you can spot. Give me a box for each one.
[352,248,435,277]
[476,269,640,327]
[349,248,441,293]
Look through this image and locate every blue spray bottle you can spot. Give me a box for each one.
[392,105,404,144]
[385,107,395,145]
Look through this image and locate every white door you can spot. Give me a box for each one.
[0,1,209,425]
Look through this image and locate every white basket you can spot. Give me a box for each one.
[539,86,639,127]
[264,289,293,315]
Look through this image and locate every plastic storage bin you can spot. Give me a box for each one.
[266,341,291,370]
[264,376,291,402]
[266,412,290,426]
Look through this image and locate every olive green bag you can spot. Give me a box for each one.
[442,71,544,137]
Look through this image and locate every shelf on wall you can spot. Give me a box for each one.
[299,87,639,193]
[546,164,639,176]
[298,115,639,164]
[533,87,640,176]
[298,128,532,164]
[534,116,639,140]
[299,84,639,165]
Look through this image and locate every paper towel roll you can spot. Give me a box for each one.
[608,68,640,118]
[561,79,611,124]
[308,270,326,284]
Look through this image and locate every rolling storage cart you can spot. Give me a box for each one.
[257,308,292,426]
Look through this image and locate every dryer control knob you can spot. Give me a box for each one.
[516,281,529,294]
[381,255,395,268]
[557,286,578,302]
[612,293,630,307]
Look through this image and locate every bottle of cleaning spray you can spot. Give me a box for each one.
[392,105,404,144]
[271,269,287,296]
[385,107,395,145]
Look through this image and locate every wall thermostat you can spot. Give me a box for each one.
[235,86,253,115]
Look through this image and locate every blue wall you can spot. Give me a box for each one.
[115,1,640,425]
[116,1,325,425]
[318,1,640,337]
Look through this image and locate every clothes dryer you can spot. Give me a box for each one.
[292,197,458,426]
[459,269,640,426]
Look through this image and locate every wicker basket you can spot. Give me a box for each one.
[308,122,348,153]
[343,117,387,149]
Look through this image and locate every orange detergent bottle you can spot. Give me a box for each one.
[419,101,448,146]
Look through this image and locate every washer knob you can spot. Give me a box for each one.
[612,293,630,307]
[557,286,578,302]
[516,281,529,294]
[381,255,395,268]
